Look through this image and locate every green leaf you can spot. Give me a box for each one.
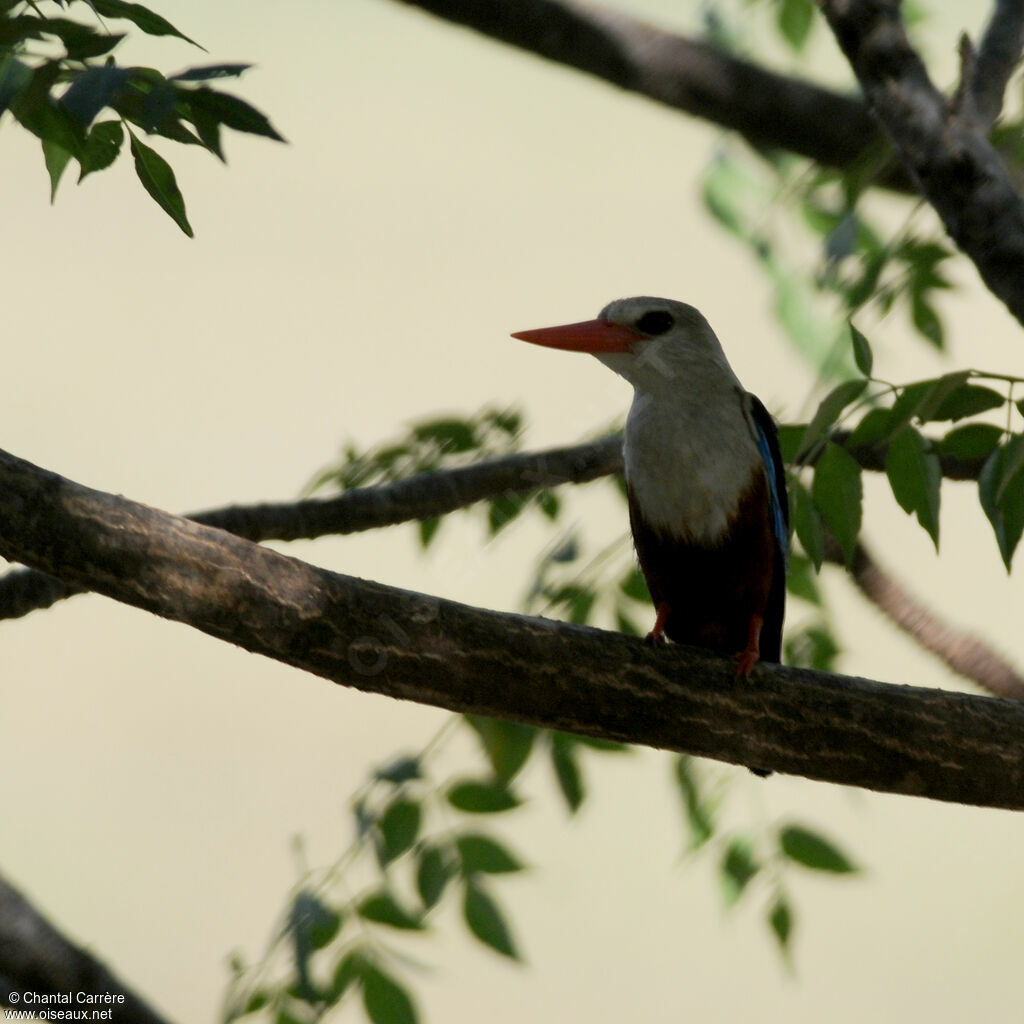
[979,436,1024,569]
[779,824,859,873]
[327,950,362,1003]
[412,416,477,453]
[846,407,893,448]
[89,0,203,48]
[79,119,124,180]
[60,65,133,127]
[930,383,1005,422]
[811,442,862,565]
[0,55,33,116]
[456,833,524,875]
[374,755,421,785]
[889,372,970,431]
[463,879,520,960]
[886,427,941,548]
[447,779,520,813]
[777,0,814,51]
[797,379,867,460]
[357,891,424,930]
[290,890,342,955]
[171,63,253,82]
[536,488,559,520]
[377,799,421,866]
[848,321,873,376]
[674,756,714,851]
[911,291,944,347]
[720,837,759,906]
[776,423,805,464]
[416,844,454,909]
[41,139,71,202]
[362,962,418,1024]
[784,622,840,672]
[128,129,193,236]
[768,897,794,954]
[186,86,285,142]
[935,423,1003,460]
[790,477,824,571]
[785,551,822,606]
[550,733,583,813]
[488,493,527,535]
[618,566,650,603]
[464,716,536,784]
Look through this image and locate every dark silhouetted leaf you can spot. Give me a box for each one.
[172,63,253,82]
[931,383,1005,422]
[811,442,862,565]
[674,756,714,851]
[416,844,454,909]
[911,292,944,347]
[79,119,124,180]
[797,379,867,459]
[464,716,536,784]
[790,477,824,571]
[447,779,520,813]
[357,891,424,930]
[456,833,524,875]
[89,0,203,48]
[0,55,33,116]
[720,837,759,906]
[780,824,859,873]
[362,962,418,1024]
[463,880,519,960]
[128,130,192,236]
[768,897,794,953]
[936,423,1003,460]
[849,322,872,376]
[886,426,941,548]
[890,372,970,431]
[979,436,1024,570]
[847,407,893,448]
[551,733,583,813]
[41,139,71,201]
[374,755,421,785]
[187,86,285,141]
[60,65,132,127]
[377,799,421,866]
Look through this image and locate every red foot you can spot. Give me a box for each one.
[735,613,764,678]
[644,602,670,645]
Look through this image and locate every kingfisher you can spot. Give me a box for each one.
[512,297,788,676]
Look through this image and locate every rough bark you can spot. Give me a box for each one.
[1,446,1023,809]
[819,0,1024,327]
[391,0,913,191]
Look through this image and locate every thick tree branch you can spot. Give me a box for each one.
[1,447,1023,809]
[0,870,170,1024]
[819,0,1024,327]
[390,0,913,191]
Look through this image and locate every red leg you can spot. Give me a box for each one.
[645,602,670,645]
[735,613,764,678]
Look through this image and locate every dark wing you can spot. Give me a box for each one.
[747,393,789,663]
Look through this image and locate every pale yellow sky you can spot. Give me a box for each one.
[3,1,1024,1022]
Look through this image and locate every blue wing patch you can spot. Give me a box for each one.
[747,395,789,567]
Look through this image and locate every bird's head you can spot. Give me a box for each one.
[511,297,738,395]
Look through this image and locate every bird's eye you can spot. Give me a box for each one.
[635,310,674,335]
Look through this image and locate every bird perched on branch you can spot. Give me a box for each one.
[512,297,788,677]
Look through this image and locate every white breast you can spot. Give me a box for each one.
[623,387,760,544]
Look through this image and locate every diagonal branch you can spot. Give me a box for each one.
[819,0,1024,327]
[0,429,994,621]
[961,0,1024,129]
[0,870,171,1024]
[1,445,1023,809]
[390,0,913,191]
[824,537,1024,700]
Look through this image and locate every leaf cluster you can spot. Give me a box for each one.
[785,326,1024,568]
[1,0,283,234]
[675,756,859,961]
